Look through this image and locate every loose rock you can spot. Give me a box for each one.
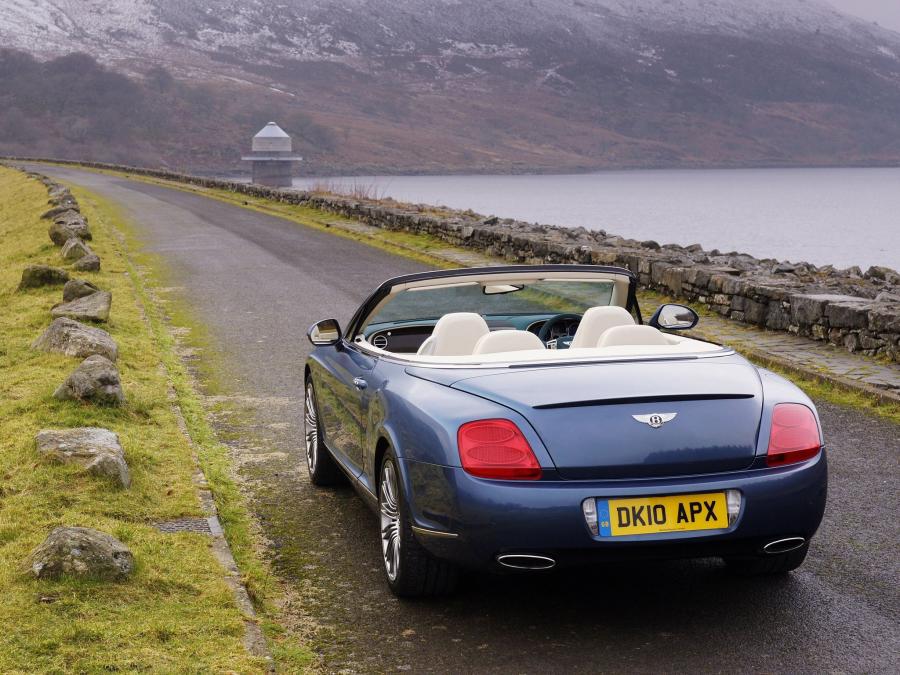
[28,526,134,580]
[35,428,130,488]
[60,237,93,261]
[54,354,125,405]
[48,214,91,246]
[41,204,80,220]
[73,254,101,272]
[63,278,101,302]
[17,264,69,290]
[51,291,112,323]
[32,317,118,361]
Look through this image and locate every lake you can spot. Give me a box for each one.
[291,168,900,271]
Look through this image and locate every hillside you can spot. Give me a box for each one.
[2,0,900,173]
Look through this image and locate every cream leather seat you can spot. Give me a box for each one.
[598,325,673,347]
[472,330,545,355]
[570,306,635,348]
[417,312,490,356]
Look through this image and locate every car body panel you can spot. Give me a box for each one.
[405,452,827,567]
[304,265,827,572]
[447,357,764,478]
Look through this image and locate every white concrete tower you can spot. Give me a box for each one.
[242,122,302,187]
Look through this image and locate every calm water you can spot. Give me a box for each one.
[292,168,900,271]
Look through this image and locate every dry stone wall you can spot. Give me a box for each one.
[6,157,899,363]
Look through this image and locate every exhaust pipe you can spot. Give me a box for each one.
[763,537,806,555]
[496,554,556,570]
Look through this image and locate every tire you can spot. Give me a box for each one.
[379,451,459,597]
[303,378,343,486]
[725,542,809,576]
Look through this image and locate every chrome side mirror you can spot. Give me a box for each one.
[648,304,699,330]
[307,318,342,346]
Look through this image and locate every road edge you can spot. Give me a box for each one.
[68,182,319,671]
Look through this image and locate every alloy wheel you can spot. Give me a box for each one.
[380,461,401,581]
[304,382,318,472]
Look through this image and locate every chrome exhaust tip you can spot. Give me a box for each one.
[763,537,806,555]
[496,554,556,571]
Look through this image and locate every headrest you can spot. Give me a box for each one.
[570,306,635,349]
[472,330,546,355]
[416,312,490,356]
[597,324,674,347]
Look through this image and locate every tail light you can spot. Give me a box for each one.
[457,419,542,480]
[766,403,821,467]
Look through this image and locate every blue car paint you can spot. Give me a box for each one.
[306,341,827,570]
[440,357,765,479]
[305,265,826,571]
[404,452,827,567]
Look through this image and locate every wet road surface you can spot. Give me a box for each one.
[34,165,900,673]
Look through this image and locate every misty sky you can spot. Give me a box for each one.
[828,0,900,32]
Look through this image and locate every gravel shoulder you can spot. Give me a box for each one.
[35,164,900,674]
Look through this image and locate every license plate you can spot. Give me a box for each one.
[596,492,728,537]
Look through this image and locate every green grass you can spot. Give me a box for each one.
[0,167,290,672]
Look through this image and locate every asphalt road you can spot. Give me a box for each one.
[33,165,900,673]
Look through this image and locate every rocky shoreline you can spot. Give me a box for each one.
[5,157,899,363]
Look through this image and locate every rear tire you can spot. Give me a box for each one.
[379,450,459,597]
[304,378,343,486]
[725,542,809,576]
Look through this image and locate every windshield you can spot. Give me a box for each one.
[364,279,617,327]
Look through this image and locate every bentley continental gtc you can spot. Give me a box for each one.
[304,265,827,597]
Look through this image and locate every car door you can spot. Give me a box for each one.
[313,340,377,477]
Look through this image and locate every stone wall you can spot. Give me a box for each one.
[5,156,899,363]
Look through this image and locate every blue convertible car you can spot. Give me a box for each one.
[305,265,827,596]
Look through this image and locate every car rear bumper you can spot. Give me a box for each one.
[402,451,827,570]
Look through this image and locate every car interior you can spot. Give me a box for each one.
[353,271,723,363]
[358,308,722,363]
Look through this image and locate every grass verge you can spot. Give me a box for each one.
[0,166,310,670]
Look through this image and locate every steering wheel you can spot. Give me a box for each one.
[537,313,583,347]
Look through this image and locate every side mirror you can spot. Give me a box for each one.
[307,318,342,346]
[648,304,699,331]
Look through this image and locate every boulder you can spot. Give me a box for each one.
[17,265,69,290]
[54,355,125,405]
[41,204,80,220]
[51,291,111,323]
[866,265,900,285]
[48,215,91,246]
[53,208,87,224]
[63,278,101,302]
[48,192,78,208]
[73,254,101,272]
[824,300,871,330]
[28,527,134,580]
[35,428,130,488]
[48,221,81,246]
[60,237,93,261]
[47,186,71,202]
[792,293,870,328]
[32,317,118,361]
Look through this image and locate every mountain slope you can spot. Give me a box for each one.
[2,0,900,173]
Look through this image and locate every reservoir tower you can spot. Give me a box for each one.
[242,122,302,188]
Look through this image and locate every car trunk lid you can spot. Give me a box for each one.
[449,360,762,479]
